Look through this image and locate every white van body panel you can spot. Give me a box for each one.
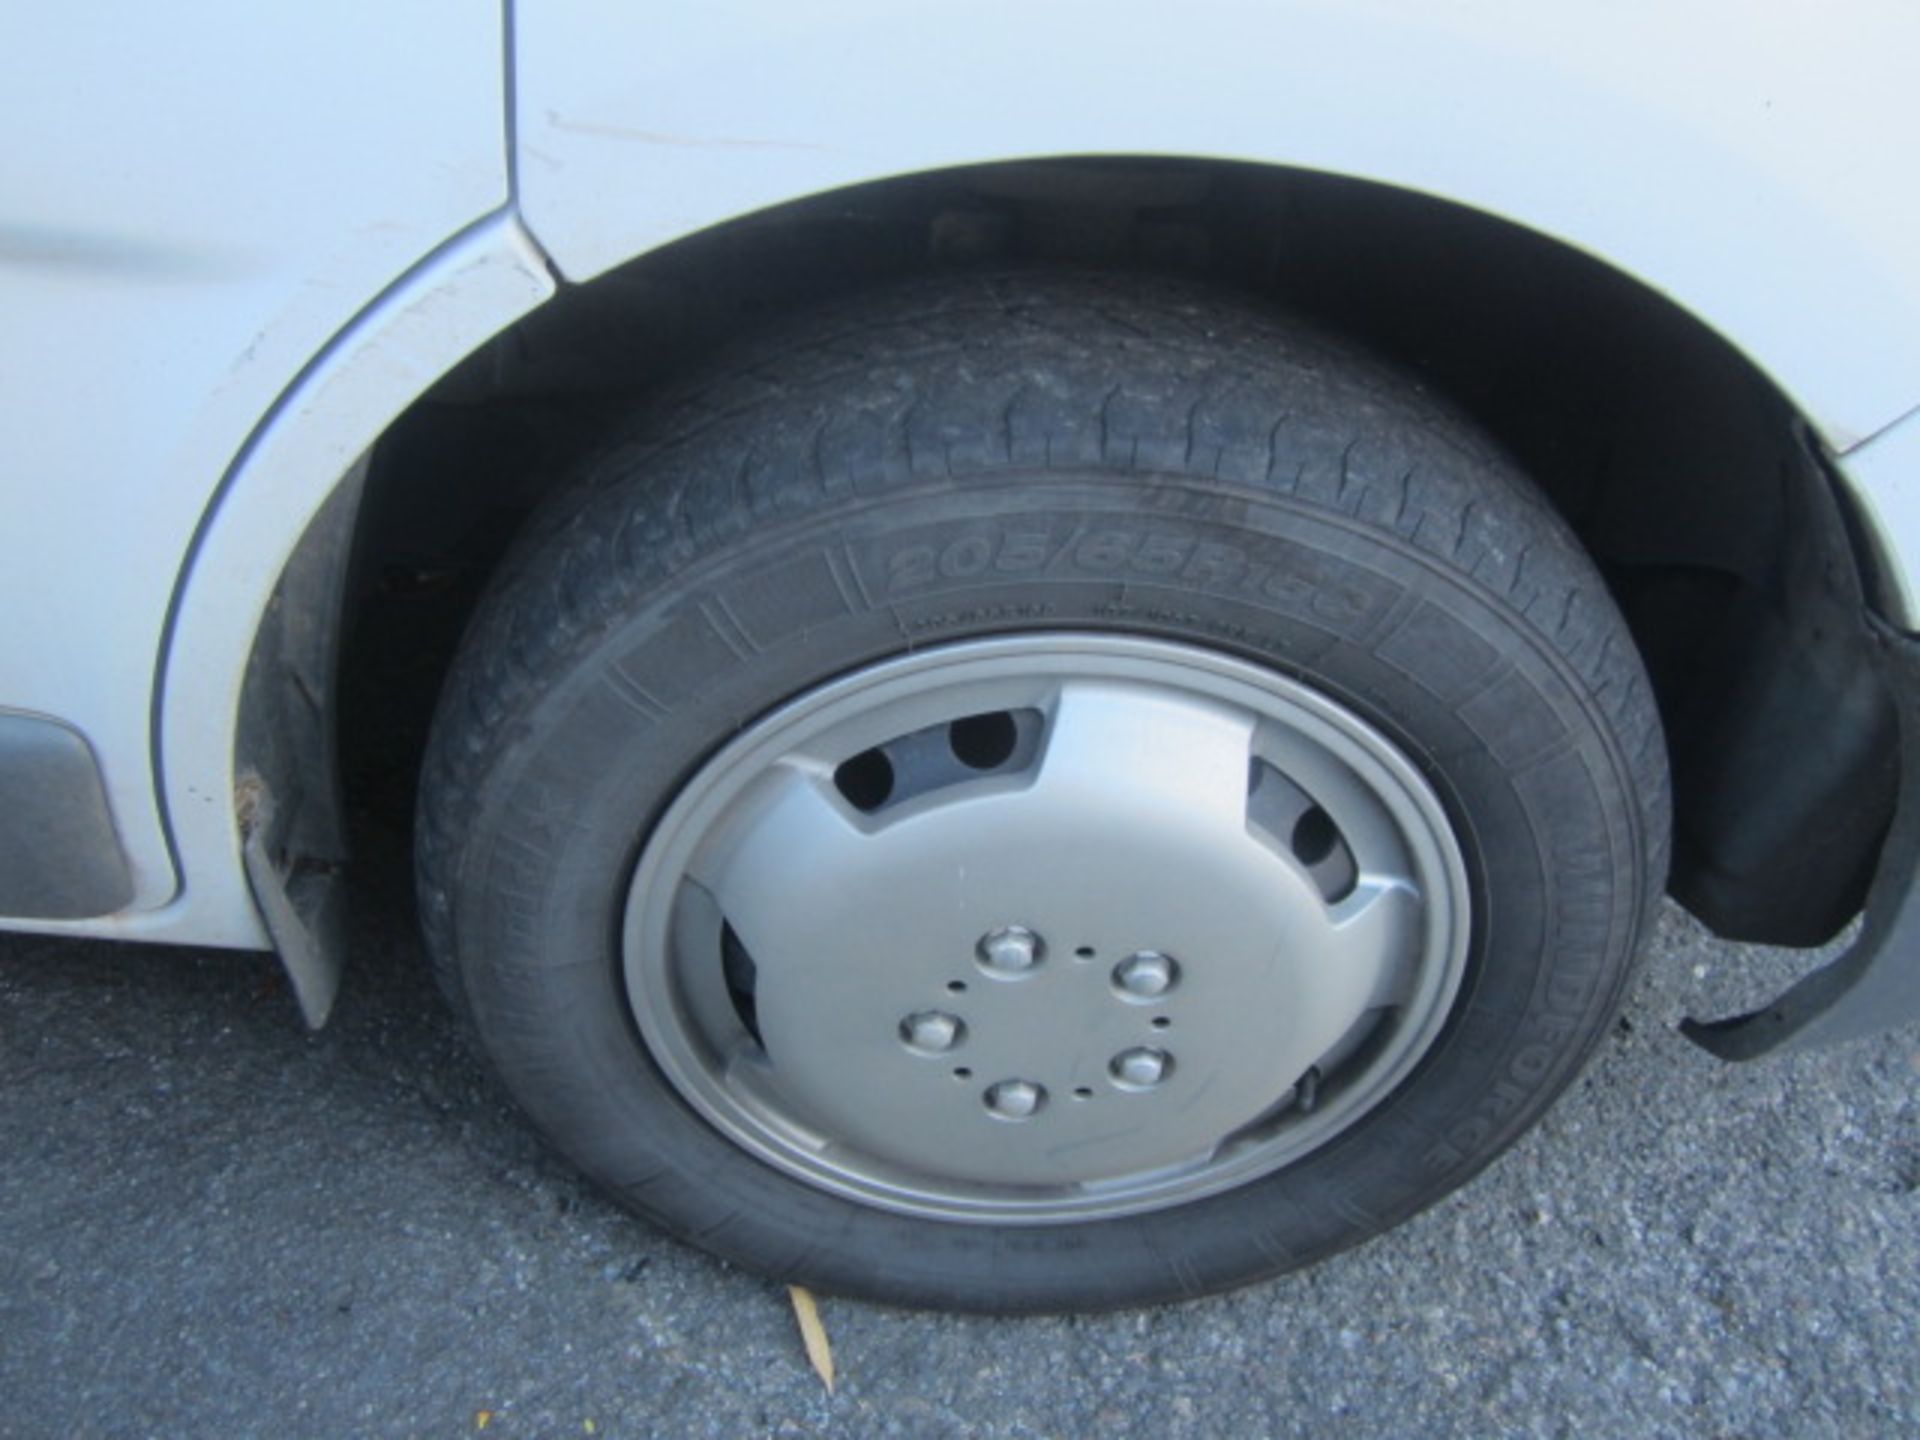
[515,0,1920,451]
[0,5,512,939]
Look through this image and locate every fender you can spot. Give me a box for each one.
[0,222,552,950]
[150,218,554,951]
[0,1,513,942]
[516,0,1920,455]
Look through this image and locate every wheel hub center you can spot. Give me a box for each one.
[711,682,1414,1188]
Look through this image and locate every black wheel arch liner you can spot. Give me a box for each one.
[1682,613,1920,1058]
[1674,427,1920,1059]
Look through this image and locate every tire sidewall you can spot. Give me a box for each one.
[446,470,1647,1310]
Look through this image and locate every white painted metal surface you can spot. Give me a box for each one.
[515,0,1920,451]
[0,4,512,940]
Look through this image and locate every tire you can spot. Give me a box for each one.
[417,270,1669,1312]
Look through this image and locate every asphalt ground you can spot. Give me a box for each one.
[3,863,1916,1438]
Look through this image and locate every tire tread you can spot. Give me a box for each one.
[414,270,1672,1305]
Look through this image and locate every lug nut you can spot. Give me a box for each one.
[899,1011,965,1055]
[984,1079,1046,1120]
[977,924,1044,976]
[1113,951,1179,999]
[1110,1047,1174,1090]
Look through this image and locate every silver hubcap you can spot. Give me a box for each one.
[623,634,1470,1222]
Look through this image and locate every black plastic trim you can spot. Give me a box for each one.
[1683,618,1920,1058]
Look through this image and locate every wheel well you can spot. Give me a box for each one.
[326,156,1896,947]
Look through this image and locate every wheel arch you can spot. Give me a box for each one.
[514,0,1920,454]
[226,155,1899,1007]
[152,216,556,961]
